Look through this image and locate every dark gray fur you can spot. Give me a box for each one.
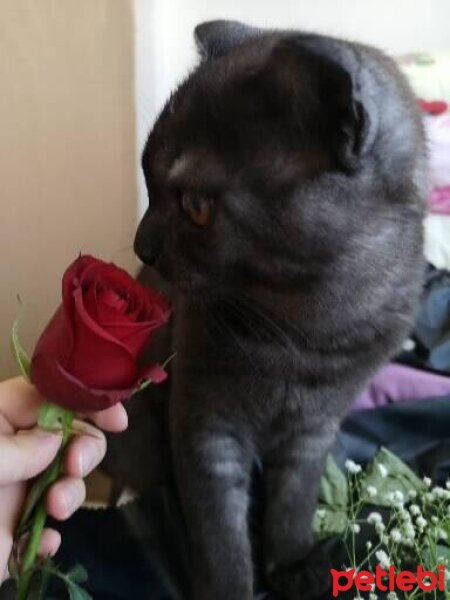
[106,21,426,599]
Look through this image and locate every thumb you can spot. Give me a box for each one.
[0,428,62,485]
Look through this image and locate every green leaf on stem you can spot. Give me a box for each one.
[362,447,425,507]
[36,562,92,600]
[313,505,348,540]
[38,403,74,432]
[10,313,31,380]
[66,565,89,585]
[67,580,92,600]
[37,558,54,600]
[136,378,152,393]
[422,543,450,569]
[319,455,349,508]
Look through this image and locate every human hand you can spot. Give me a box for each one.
[0,377,128,582]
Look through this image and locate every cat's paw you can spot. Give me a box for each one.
[268,546,331,600]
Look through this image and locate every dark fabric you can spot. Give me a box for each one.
[397,265,450,375]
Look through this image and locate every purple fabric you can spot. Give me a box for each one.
[429,186,450,214]
[352,364,450,411]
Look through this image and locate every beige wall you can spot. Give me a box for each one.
[0,1,139,378]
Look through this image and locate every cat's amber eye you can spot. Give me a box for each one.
[181,192,213,227]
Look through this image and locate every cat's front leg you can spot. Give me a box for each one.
[172,427,254,600]
[264,421,338,600]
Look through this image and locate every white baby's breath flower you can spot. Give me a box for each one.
[351,523,361,534]
[375,549,391,569]
[437,529,448,541]
[390,528,402,543]
[409,504,421,516]
[345,459,362,474]
[387,593,399,600]
[378,464,388,478]
[316,509,326,519]
[393,490,405,505]
[446,480,450,490]
[366,541,373,550]
[399,507,411,520]
[431,516,439,524]
[367,485,377,498]
[423,476,432,487]
[368,512,383,525]
[376,522,386,535]
[408,489,418,499]
[369,593,378,600]
[416,516,427,531]
[403,522,416,539]
[432,486,445,499]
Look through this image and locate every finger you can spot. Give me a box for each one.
[38,528,61,559]
[14,527,61,566]
[0,483,25,583]
[0,429,62,485]
[0,377,43,432]
[88,403,128,432]
[64,422,106,477]
[46,477,86,520]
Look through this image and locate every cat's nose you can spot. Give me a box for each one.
[136,247,161,266]
[134,213,162,265]
[134,235,161,266]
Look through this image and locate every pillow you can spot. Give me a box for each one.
[398,52,450,102]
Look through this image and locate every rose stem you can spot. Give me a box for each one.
[17,412,74,600]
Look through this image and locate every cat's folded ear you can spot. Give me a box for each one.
[268,38,375,171]
[194,20,260,60]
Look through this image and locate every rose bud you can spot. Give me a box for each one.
[30,255,171,411]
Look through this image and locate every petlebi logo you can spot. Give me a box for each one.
[331,564,447,597]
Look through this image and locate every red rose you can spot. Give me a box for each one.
[30,255,171,411]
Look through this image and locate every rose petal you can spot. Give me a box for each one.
[32,306,73,371]
[139,363,168,384]
[97,320,167,357]
[69,288,138,388]
[31,355,137,411]
[82,280,100,322]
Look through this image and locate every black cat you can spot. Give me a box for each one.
[108,20,427,600]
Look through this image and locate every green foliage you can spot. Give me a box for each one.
[313,506,348,541]
[362,447,426,507]
[319,454,349,507]
[38,403,74,432]
[37,561,92,600]
[10,314,31,379]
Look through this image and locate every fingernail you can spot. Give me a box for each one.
[80,438,100,475]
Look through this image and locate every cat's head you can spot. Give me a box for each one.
[135,21,373,296]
